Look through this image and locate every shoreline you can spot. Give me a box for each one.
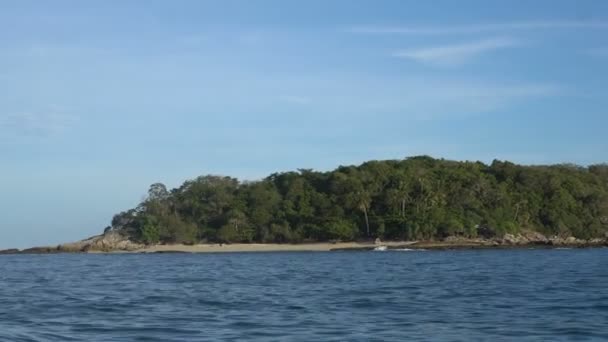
[129,241,417,254]
[125,240,608,253]
[3,238,607,255]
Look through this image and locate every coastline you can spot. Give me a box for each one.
[125,239,608,254]
[3,236,606,255]
[126,241,416,254]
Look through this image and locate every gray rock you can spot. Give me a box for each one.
[19,246,57,254]
[443,236,462,243]
[521,231,548,244]
[503,234,519,245]
[59,230,144,252]
[0,249,20,254]
[565,236,580,244]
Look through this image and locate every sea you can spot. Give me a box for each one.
[1,248,607,341]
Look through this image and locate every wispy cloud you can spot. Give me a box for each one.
[355,80,562,119]
[393,37,519,66]
[348,20,608,35]
[255,74,562,121]
[0,107,77,143]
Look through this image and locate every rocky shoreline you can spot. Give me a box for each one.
[331,234,608,252]
[0,230,144,254]
[1,230,607,254]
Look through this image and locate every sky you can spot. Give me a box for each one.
[1,0,607,248]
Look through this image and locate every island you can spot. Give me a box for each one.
[3,156,607,254]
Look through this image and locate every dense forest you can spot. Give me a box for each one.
[109,156,608,244]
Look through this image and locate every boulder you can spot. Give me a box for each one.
[503,233,528,245]
[58,230,144,252]
[565,236,581,245]
[443,236,462,243]
[549,236,587,246]
[83,230,144,252]
[588,238,605,245]
[548,236,565,245]
[521,231,548,244]
[503,234,516,244]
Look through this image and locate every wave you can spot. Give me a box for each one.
[373,246,426,252]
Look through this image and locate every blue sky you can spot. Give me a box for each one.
[1,0,607,248]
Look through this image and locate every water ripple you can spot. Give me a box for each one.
[0,249,607,341]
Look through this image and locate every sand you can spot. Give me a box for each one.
[130,241,417,253]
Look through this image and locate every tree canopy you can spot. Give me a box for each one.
[109,156,608,244]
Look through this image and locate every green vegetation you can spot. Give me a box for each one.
[110,156,608,244]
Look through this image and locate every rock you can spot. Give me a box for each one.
[521,231,548,244]
[443,236,461,242]
[86,230,144,252]
[57,230,144,253]
[503,233,528,245]
[548,237,563,245]
[0,249,20,254]
[374,238,382,245]
[549,236,588,246]
[565,236,580,244]
[57,244,84,253]
[19,246,57,254]
[502,234,515,244]
[588,238,605,245]
[501,232,548,245]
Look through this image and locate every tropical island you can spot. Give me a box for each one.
[4,156,608,254]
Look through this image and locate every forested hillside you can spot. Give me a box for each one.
[109,157,608,244]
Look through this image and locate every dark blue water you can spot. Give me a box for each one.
[1,249,607,341]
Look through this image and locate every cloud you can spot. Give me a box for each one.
[249,73,562,121]
[393,37,519,66]
[347,20,608,35]
[355,80,562,119]
[0,107,77,143]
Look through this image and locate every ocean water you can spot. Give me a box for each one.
[1,249,607,341]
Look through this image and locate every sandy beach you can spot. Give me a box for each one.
[128,241,418,253]
[6,236,605,254]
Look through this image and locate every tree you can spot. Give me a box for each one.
[147,183,169,201]
[106,156,608,244]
